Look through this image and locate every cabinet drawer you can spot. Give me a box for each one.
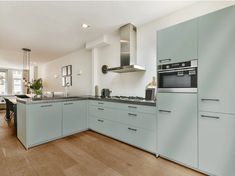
[88,117,122,139]
[89,100,106,107]
[104,108,156,131]
[90,100,156,114]
[89,105,105,118]
[117,123,156,153]
[88,117,156,153]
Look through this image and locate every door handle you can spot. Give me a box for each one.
[201,98,220,102]
[97,119,104,122]
[40,104,53,108]
[128,127,137,132]
[128,106,137,109]
[159,109,171,113]
[98,102,104,104]
[98,108,104,111]
[201,115,220,119]
[128,113,137,116]
[64,102,74,105]
[159,58,171,63]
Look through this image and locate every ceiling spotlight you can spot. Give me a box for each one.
[81,23,90,29]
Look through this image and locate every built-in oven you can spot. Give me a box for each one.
[158,60,197,93]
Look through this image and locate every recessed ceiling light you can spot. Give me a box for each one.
[81,23,90,29]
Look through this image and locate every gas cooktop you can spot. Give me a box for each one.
[106,96,146,101]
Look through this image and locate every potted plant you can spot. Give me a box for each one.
[30,78,43,98]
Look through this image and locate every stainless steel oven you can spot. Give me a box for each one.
[158,60,197,93]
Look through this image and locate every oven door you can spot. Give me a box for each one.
[158,68,197,93]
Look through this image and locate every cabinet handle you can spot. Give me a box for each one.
[159,58,171,63]
[128,106,137,109]
[128,127,137,132]
[201,115,220,119]
[40,104,53,108]
[98,102,104,104]
[159,109,171,113]
[64,102,74,105]
[98,108,104,111]
[97,119,104,123]
[201,98,220,102]
[128,113,137,116]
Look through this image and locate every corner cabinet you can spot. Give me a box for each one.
[157,18,197,64]
[62,100,87,136]
[198,5,235,114]
[27,103,62,146]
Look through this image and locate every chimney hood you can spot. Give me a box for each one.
[102,23,145,74]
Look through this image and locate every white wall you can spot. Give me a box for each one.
[95,2,235,97]
[39,49,92,96]
[0,49,23,69]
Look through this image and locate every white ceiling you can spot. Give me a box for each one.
[0,1,193,64]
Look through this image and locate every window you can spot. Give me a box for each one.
[0,71,7,95]
[12,70,23,95]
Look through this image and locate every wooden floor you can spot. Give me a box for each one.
[0,112,205,176]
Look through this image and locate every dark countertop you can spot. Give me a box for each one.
[17,95,156,107]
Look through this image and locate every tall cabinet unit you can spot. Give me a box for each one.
[198,6,235,176]
[157,19,197,64]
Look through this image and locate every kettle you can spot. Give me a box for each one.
[101,89,112,98]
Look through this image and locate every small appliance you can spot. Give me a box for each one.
[145,88,156,101]
[101,89,112,98]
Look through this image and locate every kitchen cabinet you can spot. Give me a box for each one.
[28,103,62,146]
[157,19,197,64]
[199,112,235,176]
[198,5,235,114]
[62,100,87,136]
[157,93,197,168]
[88,101,156,153]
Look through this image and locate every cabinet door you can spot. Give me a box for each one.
[157,19,197,64]
[198,6,235,114]
[28,103,62,146]
[63,101,87,135]
[157,93,197,168]
[199,112,235,176]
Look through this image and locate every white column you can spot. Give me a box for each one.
[91,48,98,95]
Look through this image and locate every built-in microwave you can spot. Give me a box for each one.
[157,60,197,93]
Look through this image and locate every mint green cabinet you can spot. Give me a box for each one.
[28,103,62,146]
[157,93,198,168]
[198,6,235,114]
[157,19,197,64]
[88,101,157,153]
[199,112,235,176]
[62,101,87,136]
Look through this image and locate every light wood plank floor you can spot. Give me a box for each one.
[0,112,206,176]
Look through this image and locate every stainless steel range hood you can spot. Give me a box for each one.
[102,23,145,74]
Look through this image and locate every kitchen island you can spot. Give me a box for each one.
[17,96,156,151]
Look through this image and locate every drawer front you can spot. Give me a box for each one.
[104,108,156,131]
[118,123,156,153]
[89,100,106,107]
[89,105,105,118]
[90,100,156,114]
[88,116,156,153]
